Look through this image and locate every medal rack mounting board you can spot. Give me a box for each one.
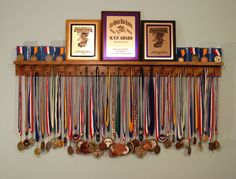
[14,60,223,77]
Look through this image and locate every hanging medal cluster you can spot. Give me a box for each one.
[17,66,221,158]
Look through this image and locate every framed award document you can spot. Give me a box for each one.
[66,20,101,60]
[141,20,176,61]
[102,11,140,61]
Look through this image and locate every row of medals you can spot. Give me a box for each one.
[178,55,222,63]
[17,54,63,62]
[17,134,220,158]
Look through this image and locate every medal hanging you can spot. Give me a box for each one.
[17,74,24,151]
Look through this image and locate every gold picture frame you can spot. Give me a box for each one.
[66,20,101,60]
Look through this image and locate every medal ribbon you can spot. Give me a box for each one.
[68,77,72,141]
[105,69,110,131]
[149,68,154,136]
[34,76,40,142]
[198,77,203,139]
[89,77,94,138]
[144,76,148,137]
[18,75,23,136]
[79,77,84,137]
[154,73,159,139]
[29,72,34,134]
[116,74,121,138]
[128,69,134,137]
[45,75,51,136]
[209,79,215,141]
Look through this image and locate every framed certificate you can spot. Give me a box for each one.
[66,20,101,60]
[141,20,176,60]
[102,11,140,61]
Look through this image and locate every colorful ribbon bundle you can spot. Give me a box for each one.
[17,69,220,158]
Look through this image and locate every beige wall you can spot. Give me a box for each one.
[0,0,236,178]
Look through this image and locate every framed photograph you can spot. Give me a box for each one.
[66,20,101,60]
[141,20,176,60]
[102,11,140,61]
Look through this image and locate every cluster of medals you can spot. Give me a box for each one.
[17,67,220,158]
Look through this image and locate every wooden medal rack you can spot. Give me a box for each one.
[14,60,223,77]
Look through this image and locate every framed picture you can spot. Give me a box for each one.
[66,20,101,60]
[141,20,176,60]
[102,11,140,61]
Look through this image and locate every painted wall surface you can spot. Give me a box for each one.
[0,0,236,179]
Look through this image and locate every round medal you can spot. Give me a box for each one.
[178,57,184,62]
[214,56,222,63]
[67,145,74,155]
[45,54,53,61]
[23,139,30,149]
[51,139,57,149]
[34,147,41,156]
[17,141,24,151]
[201,56,208,62]
[98,142,107,151]
[75,146,81,154]
[102,137,114,148]
[213,140,220,150]
[29,137,35,146]
[112,143,126,155]
[40,141,46,151]
[175,141,184,150]
[163,139,172,149]
[88,141,97,153]
[127,141,135,153]
[30,55,37,61]
[135,146,147,158]
[141,140,152,151]
[45,141,52,151]
[153,144,161,154]
[56,55,63,62]
[17,54,24,61]
[187,145,191,155]
[148,139,157,151]
[208,142,214,151]
[131,138,141,148]
[72,134,80,144]
[80,141,90,154]
[93,149,103,158]
[158,134,167,143]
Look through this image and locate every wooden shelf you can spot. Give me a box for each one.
[14,60,223,76]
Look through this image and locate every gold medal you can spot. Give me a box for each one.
[51,139,57,149]
[34,147,41,156]
[29,136,35,146]
[17,141,24,151]
[93,149,103,158]
[214,56,222,63]
[45,54,53,61]
[88,141,97,153]
[178,57,184,62]
[30,55,37,61]
[201,56,208,62]
[56,55,63,62]
[17,54,24,61]
[135,146,147,158]
[102,137,114,149]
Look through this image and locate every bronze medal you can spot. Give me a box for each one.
[80,141,90,154]
[40,141,45,151]
[23,139,30,149]
[17,54,24,61]
[93,149,103,158]
[214,56,222,63]
[103,137,114,148]
[34,147,41,156]
[153,144,161,154]
[163,138,172,149]
[67,145,74,155]
[127,141,135,153]
[45,54,53,61]
[135,146,147,158]
[72,134,80,144]
[208,142,214,151]
[30,55,37,61]
[175,141,184,150]
[191,55,199,62]
[213,140,220,150]
[141,140,152,151]
[112,143,126,156]
[29,137,35,146]
[109,145,118,158]
[203,134,209,142]
[56,55,63,62]
[17,141,24,151]
[132,138,141,148]
[201,56,208,62]
[46,141,52,151]
[98,141,107,151]
[178,57,184,62]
